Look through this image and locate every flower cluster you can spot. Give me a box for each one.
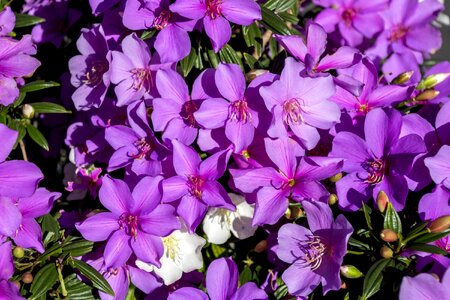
[0,0,449,299]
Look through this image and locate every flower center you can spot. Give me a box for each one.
[154,10,172,30]
[357,103,370,114]
[187,175,204,199]
[364,158,386,184]
[129,138,153,160]
[82,60,108,87]
[283,99,304,125]
[181,100,198,127]
[131,68,153,91]
[436,237,450,252]
[163,235,181,262]
[229,100,252,124]
[299,235,326,271]
[341,8,356,26]
[118,213,139,239]
[389,25,408,42]
[206,0,222,19]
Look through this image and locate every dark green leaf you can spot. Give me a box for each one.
[40,214,60,244]
[274,283,288,300]
[361,259,394,300]
[207,49,220,68]
[62,238,94,257]
[20,80,59,93]
[278,11,299,24]
[362,203,373,230]
[65,274,95,300]
[219,44,244,70]
[13,92,26,107]
[406,221,429,239]
[8,120,26,149]
[407,244,449,255]
[243,53,258,69]
[30,102,71,114]
[39,243,63,262]
[140,30,155,40]
[260,6,292,35]
[14,13,45,28]
[239,267,253,285]
[70,259,115,296]
[384,202,402,234]
[264,0,298,12]
[412,228,450,244]
[26,124,49,151]
[348,237,370,250]
[180,47,198,77]
[30,264,58,299]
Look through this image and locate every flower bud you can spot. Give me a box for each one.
[380,229,398,242]
[428,215,450,233]
[415,89,440,101]
[284,207,291,219]
[376,191,389,213]
[329,173,343,182]
[245,69,268,82]
[340,265,364,279]
[254,240,268,253]
[13,247,25,259]
[391,71,414,84]
[22,104,35,119]
[329,194,338,205]
[417,73,450,90]
[22,272,33,284]
[380,246,393,258]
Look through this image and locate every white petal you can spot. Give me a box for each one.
[229,194,257,240]
[154,254,183,285]
[135,259,155,272]
[202,208,232,245]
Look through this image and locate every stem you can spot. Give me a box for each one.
[19,140,28,161]
[57,264,68,297]
[346,250,365,255]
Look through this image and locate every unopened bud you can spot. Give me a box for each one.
[290,206,303,219]
[22,272,33,284]
[417,73,450,90]
[245,69,268,82]
[329,173,343,182]
[428,215,450,233]
[22,104,35,119]
[340,265,364,279]
[392,71,414,84]
[380,246,393,258]
[377,191,389,213]
[329,194,338,205]
[13,247,25,258]
[284,207,291,219]
[415,89,440,101]
[380,229,398,242]
[254,240,268,253]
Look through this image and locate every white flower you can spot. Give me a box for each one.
[202,193,256,245]
[136,227,206,285]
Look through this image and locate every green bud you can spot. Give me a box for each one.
[380,246,393,258]
[13,247,25,259]
[340,265,364,279]
[429,215,450,233]
[391,71,414,84]
[415,89,440,101]
[329,194,338,205]
[329,173,343,183]
[380,229,398,242]
[417,73,450,90]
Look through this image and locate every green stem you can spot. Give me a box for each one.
[57,264,68,297]
[346,250,365,255]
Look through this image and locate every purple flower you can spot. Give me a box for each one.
[162,140,235,232]
[277,200,353,297]
[314,0,388,47]
[76,175,180,268]
[0,7,15,37]
[399,268,450,300]
[123,0,195,62]
[64,164,102,200]
[0,124,43,198]
[274,23,360,76]
[195,63,259,153]
[425,145,450,189]
[0,241,23,298]
[105,101,168,176]
[331,57,413,117]
[205,257,267,300]
[110,33,173,106]
[0,188,60,252]
[89,0,121,15]
[260,57,339,150]
[68,25,111,110]
[231,137,342,225]
[170,0,261,52]
[152,68,205,145]
[0,35,40,106]
[330,108,426,211]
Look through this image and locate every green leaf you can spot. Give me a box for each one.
[411,228,450,244]
[14,13,45,28]
[26,124,49,151]
[8,120,26,149]
[362,203,373,230]
[30,102,71,114]
[70,259,115,296]
[243,53,258,69]
[274,283,289,300]
[62,238,94,257]
[211,244,227,258]
[207,49,220,68]
[13,92,26,107]
[278,11,299,24]
[260,6,292,35]
[239,267,253,285]
[361,259,394,300]
[38,243,63,262]
[406,221,429,239]
[383,202,402,234]
[30,264,58,299]
[180,47,198,77]
[219,44,244,70]
[20,80,59,93]
[348,237,371,250]
[264,0,298,12]
[140,30,155,40]
[407,244,449,255]
[65,274,95,300]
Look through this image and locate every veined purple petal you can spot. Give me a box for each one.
[169,0,206,20]
[75,212,119,242]
[277,223,312,263]
[104,230,133,268]
[131,231,164,267]
[230,167,283,193]
[156,25,191,63]
[206,257,238,300]
[199,149,231,180]
[253,186,290,226]
[316,46,360,72]
[178,194,208,232]
[215,63,245,101]
[221,0,261,25]
[264,137,298,179]
[336,173,371,211]
[172,140,201,176]
[201,181,235,210]
[306,23,327,63]
[128,266,161,294]
[302,200,333,232]
[204,16,231,52]
[0,196,22,237]
[282,264,321,297]
[367,85,412,107]
[169,287,209,300]
[162,175,188,202]
[99,176,132,215]
[131,176,163,214]
[156,68,189,103]
[0,160,43,198]
[18,188,60,218]
[0,124,17,162]
[194,98,230,129]
[151,98,182,131]
[274,34,307,62]
[12,218,44,253]
[232,282,267,300]
[139,204,180,237]
[0,241,13,280]
[425,145,450,187]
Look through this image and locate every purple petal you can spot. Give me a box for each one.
[399,273,447,300]
[131,176,163,214]
[206,257,238,300]
[302,100,341,129]
[0,196,22,237]
[151,98,182,131]
[121,33,151,68]
[418,185,450,221]
[302,200,333,232]
[406,26,441,54]
[162,176,188,202]
[221,0,261,25]
[330,132,371,172]
[122,0,155,30]
[156,68,189,103]
[282,264,321,297]
[199,149,231,180]
[178,194,208,232]
[169,0,206,20]
[216,63,245,101]
[0,241,13,280]
[316,46,360,72]
[204,16,231,52]
[0,75,19,106]
[99,175,132,215]
[373,173,409,211]
[338,22,363,47]
[18,188,60,218]
[194,98,230,129]
[314,8,339,32]
[264,137,298,178]
[0,160,43,198]
[364,108,401,158]
[75,212,119,242]
[156,26,191,63]
[232,283,267,300]
[253,187,289,226]
[139,204,180,236]
[128,266,161,294]
[201,181,235,210]
[105,125,139,149]
[352,13,384,38]
[292,181,328,201]
[230,167,283,193]
[225,120,255,153]
[277,223,313,263]
[104,230,133,268]
[306,23,327,62]
[131,231,164,267]
[169,287,209,300]
[274,34,307,62]
[336,173,371,211]
[0,124,17,162]
[367,85,412,107]
[12,218,44,253]
[100,267,129,300]
[425,145,450,187]
[172,140,201,175]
